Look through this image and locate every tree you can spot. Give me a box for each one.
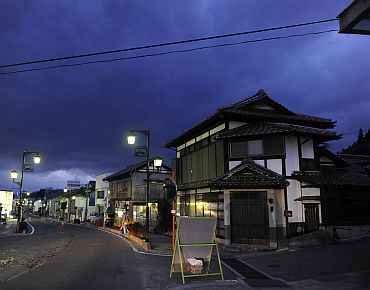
[358,128,364,143]
[340,127,370,155]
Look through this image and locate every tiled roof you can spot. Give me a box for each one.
[209,160,287,189]
[225,89,295,115]
[293,167,370,188]
[104,158,171,181]
[165,89,336,148]
[338,154,370,174]
[222,108,334,129]
[216,122,340,141]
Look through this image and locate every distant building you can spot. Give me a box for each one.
[96,173,110,214]
[0,190,14,218]
[104,158,174,229]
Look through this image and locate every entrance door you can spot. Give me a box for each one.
[231,191,269,244]
[304,204,319,232]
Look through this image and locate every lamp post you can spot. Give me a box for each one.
[10,151,41,232]
[127,130,150,230]
[127,131,163,230]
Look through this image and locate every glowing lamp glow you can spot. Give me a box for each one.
[10,170,18,180]
[117,210,124,217]
[64,187,68,193]
[153,157,163,168]
[127,135,136,145]
[72,196,76,200]
[33,154,41,164]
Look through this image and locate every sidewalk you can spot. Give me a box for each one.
[71,222,370,289]
[334,225,370,241]
[0,218,19,236]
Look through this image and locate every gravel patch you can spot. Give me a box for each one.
[0,236,73,282]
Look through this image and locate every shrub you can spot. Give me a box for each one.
[128,222,148,240]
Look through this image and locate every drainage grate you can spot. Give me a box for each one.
[223,258,291,288]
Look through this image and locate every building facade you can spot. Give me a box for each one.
[165,89,370,247]
[104,159,173,229]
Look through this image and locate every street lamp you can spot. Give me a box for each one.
[10,151,41,232]
[11,170,18,180]
[127,129,151,230]
[153,156,163,168]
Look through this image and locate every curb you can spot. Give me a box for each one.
[170,279,250,290]
[66,222,172,257]
[96,226,172,256]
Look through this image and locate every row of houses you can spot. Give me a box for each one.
[25,89,370,248]
[37,163,175,230]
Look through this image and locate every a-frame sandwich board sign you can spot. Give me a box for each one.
[169,217,224,284]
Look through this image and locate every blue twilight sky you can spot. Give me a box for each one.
[0,0,369,191]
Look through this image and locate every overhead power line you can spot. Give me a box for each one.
[0,30,337,75]
[0,18,337,69]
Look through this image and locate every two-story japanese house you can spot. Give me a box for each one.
[104,158,173,229]
[165,89,352,247]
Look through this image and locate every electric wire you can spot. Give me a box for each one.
[0,18,337,69]
[0,29,337,76]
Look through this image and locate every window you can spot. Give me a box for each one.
[97,191,104,199]
[248,140,263,155]
[264,136,284,155]
[230,141,247,157]
[89,194,95,206]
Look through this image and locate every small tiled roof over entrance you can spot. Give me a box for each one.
[215,122,340,141]
[293,167,370,188]
[209,160,287,189]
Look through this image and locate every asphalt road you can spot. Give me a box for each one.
[242,236,370,289]
[0,218,242,290]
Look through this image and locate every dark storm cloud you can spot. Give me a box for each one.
[1,0,369,190]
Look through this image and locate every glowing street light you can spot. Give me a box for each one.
[153,156,163,168]
[33,153,41,164]
[10,170,18,180]
[127,134,136,145]
[10,151,41,232]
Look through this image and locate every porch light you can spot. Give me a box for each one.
[153,156,163,168]
[63,187,68,193]
[127,134,136,145]
[10,170,18,180]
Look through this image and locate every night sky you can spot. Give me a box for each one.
[1,1,369,191]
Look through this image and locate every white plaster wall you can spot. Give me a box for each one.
[197,188,211,194]
[302,187,320,197]
[228,121,247,130]
[267,190,276,227]
[75,196,87,207]
[266,159,283,175]
[0,191,13,216]
[253,160,264,166]
[286,179,303,222]
[96,173,109,190]
[33,200,42,213]
[224,190,230,226]
[229,161,241,170]
[301,138,314,158]
[275,189,285,226]
[285,136,300,176]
